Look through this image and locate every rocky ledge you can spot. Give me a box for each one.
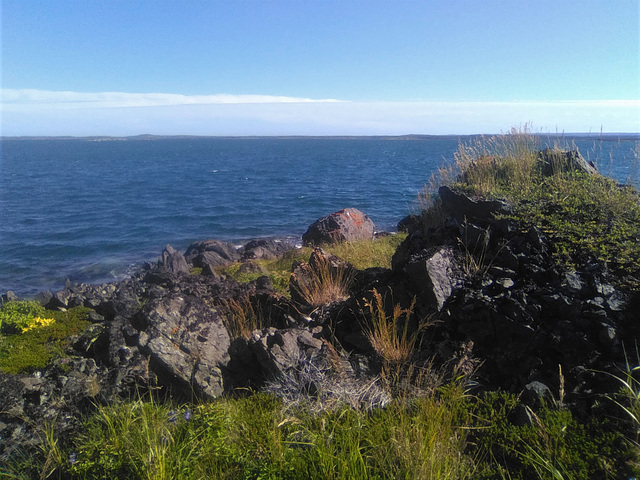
[1,161,638,462]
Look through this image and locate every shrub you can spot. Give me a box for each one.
[0,300,49,334]
[0,304,91,374]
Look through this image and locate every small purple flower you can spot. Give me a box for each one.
[168,410,177,423]
[183,409,191,421]
[69,452,77,465]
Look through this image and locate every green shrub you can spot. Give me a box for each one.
[0,300,49,334]
[0,305,91,374]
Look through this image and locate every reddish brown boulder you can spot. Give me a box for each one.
[302,208,375,246]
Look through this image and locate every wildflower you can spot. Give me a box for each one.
[21,316,55,333]
[183,409,191,421]
[168,410,177,423]
[69,452,77,465]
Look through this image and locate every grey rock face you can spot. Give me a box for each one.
[136,293,230,399]
[159,244,190,275]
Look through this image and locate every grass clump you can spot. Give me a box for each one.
[219,292,276,340]
[290,249,355,308]
[0,301,91,374]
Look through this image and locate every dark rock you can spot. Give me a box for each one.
[184,239,240,266]
[34,291,53,306]
[397,214,422,234]
[537,148,597,177]
[1,291,18,303]
[159,245,190,275]
[404,246,461,310]
[521,381,555,409]
[136,293,230,399]
[249,326,324,380]
[302,208,375,246]
[438,185,511,223]
[241,238,295,260]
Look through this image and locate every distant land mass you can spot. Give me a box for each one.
[2,133,639,142]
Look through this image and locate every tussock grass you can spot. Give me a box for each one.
[438,124,540,198]
[290,250,355,307]
[365,288,418,367]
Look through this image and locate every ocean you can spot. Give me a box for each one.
[1,135,638,297]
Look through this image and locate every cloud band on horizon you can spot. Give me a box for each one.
[2,89,638,136]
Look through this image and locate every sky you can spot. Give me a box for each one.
[1,0,639,136]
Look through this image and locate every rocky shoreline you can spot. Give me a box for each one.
[1,160,639,463]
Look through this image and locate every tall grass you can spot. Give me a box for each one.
[219,292,273,340]
[33,386,480,479]
[438,124,540,198]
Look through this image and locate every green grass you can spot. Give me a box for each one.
[217,233,407,296]
[8,382,636,480]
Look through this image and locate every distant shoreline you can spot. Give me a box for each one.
[2,132,639,142]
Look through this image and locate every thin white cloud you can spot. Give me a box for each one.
[1,89,638,136]
[1,89,343,110]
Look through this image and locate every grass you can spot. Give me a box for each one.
[218,292,275,340]
[289,249,356,308]
[19,383,480,480]
[217,234,407,296]
[8,380,636,480]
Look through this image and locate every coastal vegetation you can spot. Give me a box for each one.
[2,128,640,479]
[0,301,90,374]
[217,233,407,295]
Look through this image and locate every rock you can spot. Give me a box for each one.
[241,238,295,260]
[537,148,597,176]
[185,239,241,268]
[521,381,555,409]
[135,293,230,399]
[249,327,324,380]
[159,244,190,275]
[397,214,422,234]
[302,208,375,246]
[1,291,18,303]
[438,185,511,223]
[404,246,460,310]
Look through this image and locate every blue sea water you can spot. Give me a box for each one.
[1,135,638,297]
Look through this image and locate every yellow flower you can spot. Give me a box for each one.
[21,316,56,333]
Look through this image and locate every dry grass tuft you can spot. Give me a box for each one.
[289,249,355,308]
[219,293,272,340]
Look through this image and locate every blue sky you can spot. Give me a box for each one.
[2,0,639,135]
